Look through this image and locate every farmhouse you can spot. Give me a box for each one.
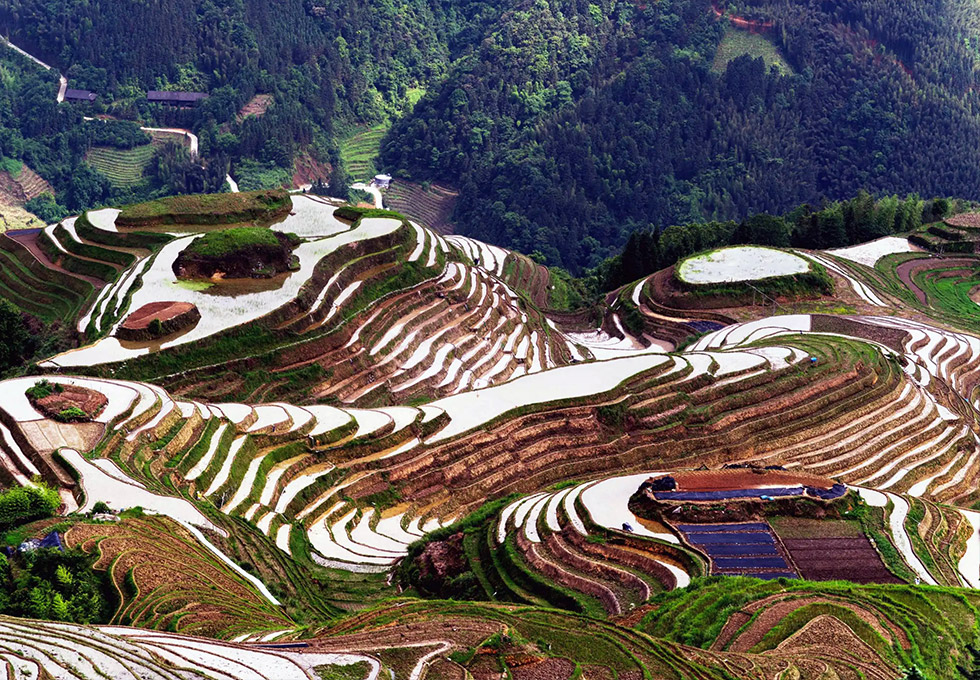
[373,173,392,189]
[146,90,208,107]
[63,88,97,103]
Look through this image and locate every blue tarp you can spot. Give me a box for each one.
[714,557,790,569]
[697,543,779,556]
[675,523,770,533]
[685,532,775,545]
[729,572,798,581]
[685,321,725,333]
[654,487,804,501]
[38,532,63,551]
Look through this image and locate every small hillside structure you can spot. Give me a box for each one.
[373,174,392,189]
[147,90,208,107]
[64,88,97,103]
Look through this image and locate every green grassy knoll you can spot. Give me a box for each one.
[117,189,291,227]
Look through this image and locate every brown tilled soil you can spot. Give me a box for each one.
[946,213,980,228]
[121,301,197,330]
[664,468,836,492]
[511,658,576,680]
[781,536,901,584]
[772,614,895,679]
[238,94,273,120]
[31,384,107,421]
[385,180,459,234]
[0,165,54,205]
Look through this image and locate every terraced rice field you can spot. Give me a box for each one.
[0,616,380,679]
[339,124,388,181]
[9,194,980,677]
[384,180,458,233]
[86,144,157,187]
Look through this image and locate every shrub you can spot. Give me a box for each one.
[24,194,68,223]
[0,484,61,530]
[148,318,164,336]
[54,407,88,423]
[185,226,283,258]
[25,379,60,401]
[91,501,110,514]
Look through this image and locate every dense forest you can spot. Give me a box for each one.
[597,191,945,291]
[4,0,980,269]
[383,0,980,270]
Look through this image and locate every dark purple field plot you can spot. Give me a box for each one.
[781,538,870,551]
[713,557,790,570]
[676,523,770,533]
[788,549,881,562]
[686,532,774,545]
[777,529,901,584]
[701,543,779,556]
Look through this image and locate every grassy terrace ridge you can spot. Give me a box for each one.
[116,189,292,227]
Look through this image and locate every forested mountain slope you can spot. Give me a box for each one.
[383,0,980,270]
[5,0,980,273]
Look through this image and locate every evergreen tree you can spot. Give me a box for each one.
[326,164,351,201]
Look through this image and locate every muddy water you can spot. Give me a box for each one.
[118,319,201,352]
[182,272,293,297]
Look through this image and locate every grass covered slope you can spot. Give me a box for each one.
[116,189,292,228]
[641,576,979,679]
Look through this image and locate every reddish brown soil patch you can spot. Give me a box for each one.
[117,301,200,341]
[30,384,106,422]
[947,213,980,229]
[511,658,575,680]
[292,152,331,189]
[238,94,273,121]
[0,164,54,205]
[122,301,196,329]
[662,469,836,492]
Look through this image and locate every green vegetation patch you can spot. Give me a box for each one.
[340,123,389,181]
[712,28,794,75]
[85,144,156,187]
[0,485,61,532]
[117,189,291,227]
[184,227,282,258]
[0,545,114,624]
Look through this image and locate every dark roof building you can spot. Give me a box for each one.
[146,90,208,106]
[64,88,97,103]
